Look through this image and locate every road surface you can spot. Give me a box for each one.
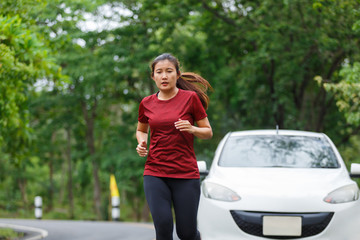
[0,218,181,240]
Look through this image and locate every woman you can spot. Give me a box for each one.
[136,53,213,240]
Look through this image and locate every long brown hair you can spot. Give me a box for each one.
[151,53,212,109]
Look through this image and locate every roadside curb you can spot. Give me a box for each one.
[0,223,48,240]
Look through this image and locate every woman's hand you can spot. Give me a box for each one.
[174,118,195,134]
[136,140,148,157]
[175,117,213,139]
[136,122,149,157]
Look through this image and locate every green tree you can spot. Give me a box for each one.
[3,0,360,221]
[324,62,360,132]
[0,14,61,163]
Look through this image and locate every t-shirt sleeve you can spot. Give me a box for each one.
[191,93,207,121]
[138,100,149,123]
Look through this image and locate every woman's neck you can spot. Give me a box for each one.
[157,88,179,100]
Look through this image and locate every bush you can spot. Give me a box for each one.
[0,228,23,240]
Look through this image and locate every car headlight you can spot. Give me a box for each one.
[202,182,241,202]
[324,184,360,204]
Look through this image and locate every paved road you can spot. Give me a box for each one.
[0,218,163,240]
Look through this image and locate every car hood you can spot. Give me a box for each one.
[205,166,355,211]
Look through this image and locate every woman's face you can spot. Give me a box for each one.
[152,60,179,93]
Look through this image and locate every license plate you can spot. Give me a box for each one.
[263,216,302,236]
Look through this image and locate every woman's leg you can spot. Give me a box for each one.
[143,176,174,240]
[170,178,201,240]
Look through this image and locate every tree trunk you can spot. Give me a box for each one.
[91,159,102,219]
[18,178,28,209]
[81,99,102,220]
[133,196,140,221]
[48,131,57,211]
[141,201,150,222]
[59,158,67,204]
[48,157,54,211]
[66,127,74,219]
[263,59,284,128]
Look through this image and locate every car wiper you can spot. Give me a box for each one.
[262,165,296,168]
[314,166,340,169]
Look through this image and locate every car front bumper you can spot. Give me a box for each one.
[198,196,360,240]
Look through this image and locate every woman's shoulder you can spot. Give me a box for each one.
[178,88,197,97]
[178,89,200,103]
[141,93,157,103]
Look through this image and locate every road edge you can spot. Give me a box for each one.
[0,223,48,240]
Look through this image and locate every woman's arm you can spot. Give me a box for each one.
[174,117,213,139]
[136,121,149,157]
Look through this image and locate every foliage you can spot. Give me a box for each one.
[2,0,360,222]
[324,62,360,126]
[0,228,23,240]
[0,14,60,163]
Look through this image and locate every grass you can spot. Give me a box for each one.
[0,228,23,240]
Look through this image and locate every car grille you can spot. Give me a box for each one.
[230,210,334,239]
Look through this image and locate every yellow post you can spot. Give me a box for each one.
[110,174,120,220]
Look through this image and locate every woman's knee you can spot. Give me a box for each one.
[154,217,174,239]
[177,229,199,240]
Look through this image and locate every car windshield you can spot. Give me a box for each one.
[218,135,340,168]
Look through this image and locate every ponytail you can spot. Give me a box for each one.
[151,53,213,109]
[177,72,212,110]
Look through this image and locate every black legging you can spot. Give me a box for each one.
[143,175,201,240]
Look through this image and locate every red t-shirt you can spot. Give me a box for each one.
[138,89,207,179]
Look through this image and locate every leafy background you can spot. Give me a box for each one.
[1,0,360,221]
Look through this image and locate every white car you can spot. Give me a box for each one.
[197,130,360,240]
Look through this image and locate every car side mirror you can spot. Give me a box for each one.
[350,163,360,178]
[197,161,209,176]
